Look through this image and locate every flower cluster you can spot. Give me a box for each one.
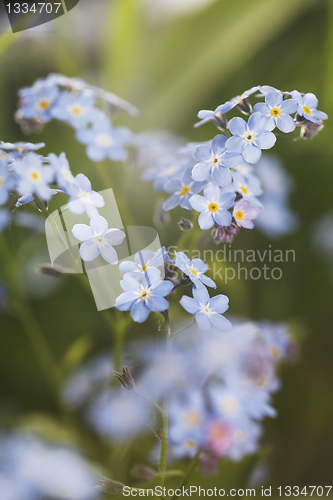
[15,74,134,163]
[115,247,231,330]
[136,86,327,243]
[63,321,294,470]
[0,433,99,500]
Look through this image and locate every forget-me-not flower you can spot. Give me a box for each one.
[68,173,105,218]
[76,118,130,162]
[226,112,276,164]
[13,153,54,201]
[189,182,236,230]
[163,165,206,211]
[192,134,242,187]
[180,285,231,330]
[233,200,261,229]
[253,91,298,133]
[72,215,125,264]
[0,159,16,205]
[18,83,59,123]
[48,152,76,193]
[175,251,216,288]
[115,268,174,323]
[119,249,164,280]
[291,91,328,124]
[51,90,97,130]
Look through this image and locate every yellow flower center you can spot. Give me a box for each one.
[188,267,197,276]
[139,289,150,300]
[71,106,83,116]
[186,412,201,426]
[30,170,40,181]
[140,264,149,272]
[271,107,280,117]
[257,377,266,387]
[270,346,280,358]
[186,440,196,449]
[38,99,50,110]
[235,210,243,220]
[303,105,311,114]
[180,185,190,196]
[240,186,248,194]
[0,177,3,187]
[208,202,218,212]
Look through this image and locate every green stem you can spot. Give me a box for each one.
[168,451,201,500]
[162,310,172,353]
[0,235,61,392]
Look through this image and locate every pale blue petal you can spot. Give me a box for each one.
[115,292,137,310]
[86,145,106,162]
[210,314,232,330]
[211,134,227,155]
[219,191,236,209]
[119,261,138,275]
[212,166,232,187]
[135,249,152,265]
[280,99,298,114]
[72,223,93,242]
[163,194,180,211]
[90,215,108,234]
[248,112,267,132]
[228,117,247,136]
[193,145,211,162]
[79,240,100,261]
[180,295,200,314]
[131,301,150,323]
[120,276,141,292]
[151,279,174,296]
[192,162,211,181]
[303,93,318,109]
[193,284,210,304]
[252,102,269,115]
[203,182,220,201]
[209,294,229,313]
[200,274,216,288]
[146,295,169,312]
[214,210,232,227]
[265,91,283,108]
[225,136,243,153]
[195,312,211,330]
[189,194,207,212]
[164,179,182,194]
[243,144,262,164]
[198,210,214,229]
[276,114,296,133]
[100,244,118,264]
[104,229,126,246]
[256,131,276,150]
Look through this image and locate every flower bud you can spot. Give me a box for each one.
[236,97,252,115]
[36,263,64,277]
[113,366,135,390]
[131,464,156,481]
[96,476,125,495]
[212,223,238,244]
[177,217,193,231]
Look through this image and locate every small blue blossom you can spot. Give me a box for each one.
[119,249,164,280]
[291,91,328,124]
[13,153,54,201]
[226,112,276,164]
[18,83,59,123]
[194,102,234,128]
[189,182,236,230]
[0,159,16,205]
[48,152,76,193]
[142,156,186,192]
[51,90,98,130]
[163,166,206,211]
[230,171,263,207]
[72,215,125,264]
[68,173,105,218]
[115,268,174,323]
[253,92,298,133]
[180,285,231,330]
[76,118,130,162]
[192,134,242,186]
[175,251,216,288]
[0,141,45,160]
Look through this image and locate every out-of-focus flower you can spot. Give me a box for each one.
[0,159,16,205]
[119,249,163,281]
[13,153,54,201]
[48,152,76,193]
[18,83,59,123]
[51,90,98,130]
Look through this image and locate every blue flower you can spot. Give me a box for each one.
[229,171,263,207]
[253,91,298,133]
[142,156,186,192]
[51,90,98,130]
[226,112,276,164]
[48,152,76,193]
[175,251,216,288]
[76,118,130,162]
[18,83,59,123]
[189,182,236,230]
[180,285,231,330]
[163,166,206,211]
[192,134,242,186]
[115,268,174,323]
[13,153,54,201]
[0,159,16,205]
[291,91,328,124]
[72,215,125,264]
[119,249,164,280]
[0,141,45,160]
[68,173,105,218]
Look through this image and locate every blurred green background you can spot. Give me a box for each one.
[0,0,333,493]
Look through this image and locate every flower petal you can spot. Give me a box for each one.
[79,240,100,261]
[100,244,118,264]
[90,215,108,235]
[180,295,200,314]
[72,223,93,242]
[210,313,232,330]
[228,117,247,136]
[130,301,150,323]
